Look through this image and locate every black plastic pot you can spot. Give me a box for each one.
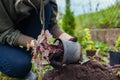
[109,51,120,66]
[55,39,82,64]
[86,50,96,57]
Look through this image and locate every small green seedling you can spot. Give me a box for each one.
[116,70,120,77]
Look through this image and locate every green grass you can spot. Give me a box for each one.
[76,5,120,29]
[0,72,16,80]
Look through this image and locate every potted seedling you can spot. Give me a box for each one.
[79,28,97,57]
[109,36,120,66]
[85,42,97,57]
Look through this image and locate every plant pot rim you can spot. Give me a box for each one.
[109,51,120,53]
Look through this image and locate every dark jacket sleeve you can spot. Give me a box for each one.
[48,0,63,38]
[0,0,33,46]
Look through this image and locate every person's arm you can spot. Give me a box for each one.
[0,0,35,47]
[48,0,73,40]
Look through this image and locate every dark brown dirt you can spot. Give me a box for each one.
[43,61,120,80]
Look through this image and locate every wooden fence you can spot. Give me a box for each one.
[90,28,120,46]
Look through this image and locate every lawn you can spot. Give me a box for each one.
[76,5,120,29]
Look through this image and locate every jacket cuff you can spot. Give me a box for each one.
[13,30,22,46]
[48,24,64,38]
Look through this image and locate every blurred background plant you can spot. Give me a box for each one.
[0,72,16,80]
[94,41,109,56]
[115,36,120,52]
[62,0,76,36]
[78,28,95,50]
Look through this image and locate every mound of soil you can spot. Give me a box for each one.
[43,61,120,80]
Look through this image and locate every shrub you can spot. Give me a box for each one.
[62,0,76,36]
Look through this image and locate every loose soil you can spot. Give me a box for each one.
[43,61,120,80]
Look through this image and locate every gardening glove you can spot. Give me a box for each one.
[69,37,78,42]
[49,37,79,69]
[59,33,74,41]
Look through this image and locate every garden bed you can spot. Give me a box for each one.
[43,61,120,80]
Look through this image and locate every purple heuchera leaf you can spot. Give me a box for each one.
[32,29,63,67]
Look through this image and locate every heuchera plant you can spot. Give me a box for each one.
[28,30,63,67]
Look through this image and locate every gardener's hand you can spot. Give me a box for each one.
[26,40,36,51]
[18,34,35,48]
[49,37,78,69]
[59,33,74,41]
